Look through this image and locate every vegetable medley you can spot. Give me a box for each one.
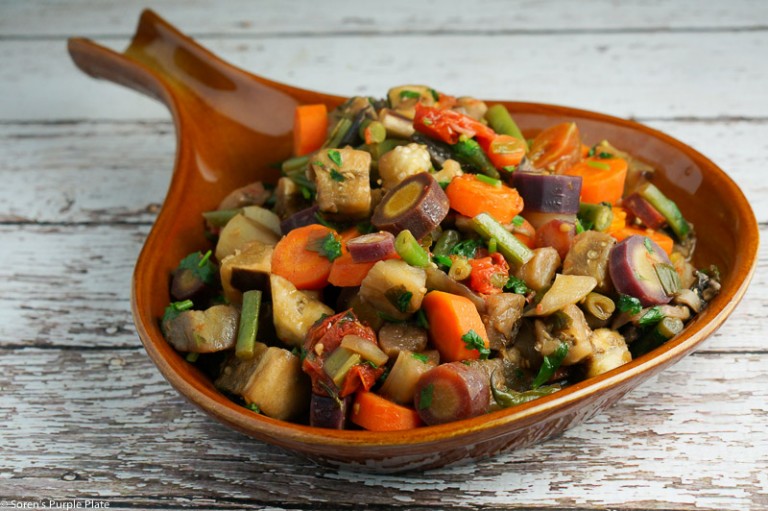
[161,85,720,430]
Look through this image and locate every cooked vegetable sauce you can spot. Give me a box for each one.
[161,86,720,430]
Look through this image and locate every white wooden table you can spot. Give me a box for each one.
[2,1,767,509]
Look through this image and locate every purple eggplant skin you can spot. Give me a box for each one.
[511,172,582,214]
[309,393,352,429]
[622,193,666,230]
[347,231,396,263]
[413,362,490,426]
[609,235,673,306]
[279,205,320,235]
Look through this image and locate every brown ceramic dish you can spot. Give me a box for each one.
[68,10,758,472]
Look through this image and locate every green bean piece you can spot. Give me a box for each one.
[472,213,534,266]
[578,202,614,232]
[452,136,500,179]
[631,316,684,358]
[491,383,560,408]
[433,229,460,257]
[235,290,262,360]
[394,229,430,268]
[485,104,525,141]
[532,341,569,389]
[583,292,616,321]
[202,208,242,228]
[281,154,310,174]
[323,117,354,150]
[638,183,690,240]
[359,120,387,144]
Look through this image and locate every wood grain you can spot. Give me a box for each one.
[2,1,767,509]
[3,32,768,122]
[1,348,766,510]
[4,0,767,37]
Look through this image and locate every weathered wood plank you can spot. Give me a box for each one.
[2,120,766,224]
[0,348,765,510]
[3,0,767,38]
[0,223,765,351]
[3,31,768,122]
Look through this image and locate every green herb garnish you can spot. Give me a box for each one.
[617,294,643,315]
[177,251,217,287]
[395,291,413,313]
[399,90,422,100]
[504,276,529,295]
[461,329,490,359]
[330,168,346,182]
[512,215,525,227]
[429,88,440,102]
[432,254,453,268]
[412,352,429,363]
[638,306,664,327]
[451,238,483,259]
[416,309,430,330]
[307,232,342,262]
[418,383,434,409]
[245,403,261,413]
[327,149,343,167]
[598,151,613,159]
[532,342,568,389]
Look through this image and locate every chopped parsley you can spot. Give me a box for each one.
[504,276,530,295]
[399,90,422,100]
[432,254,453,268]
[292,346,308,362]
[177,251,217,287]
[462,329,490,359]
[429,88,440,102]
[245,403,261,413]
[307,232,342,262]
[638,306,664,327]
[327,149,343,167]
[412,352,429,363]
[418,383,434,410]
[532,342,568,389]
[598,151,614,159]
[162,299,194,325]
[330,168,346,182]
[451,238,483,259]
[416,308,430,330]
[395,290,413,313]
[617,294,643,315]
[587,146,596,157]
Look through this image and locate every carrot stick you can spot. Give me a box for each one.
[350,391,423,431]
[421,290,490,363]
[271,224,337,290]
[445,174,524,224]
[293,104,328,157]
[610,226,674,255]
[564,156,628,204]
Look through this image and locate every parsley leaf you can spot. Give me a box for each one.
[327,149,343,167]
[532,342,568,389]
[399,90,422,100]
[638,306,664,327]
[330,168,346,182]
[432,254,452,268]
[177,251,217,287]
[617,294,643,315]
[429,88,440,102]
[307,232,342,262]
[461,329,490,359]
[416,308,430,330]
[504,276,529,295]
[451,239,483,259]
[245,403,261,413]
[598,151,613,159]
[395,291,413,313]
[418,383,434,410]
